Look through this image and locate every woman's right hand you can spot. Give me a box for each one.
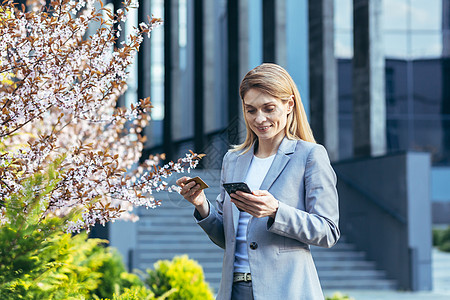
[176,177,209,218]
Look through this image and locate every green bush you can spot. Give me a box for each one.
[326,292,355,300]
[146,255,214,300]
[0,160,151,299]
[110,286,176,300]
[111,286,155,300]
[0,160,213,300]
[92,248,145,299]
[0,160,102,299]
[433,228,443,246]
[433,226,450,252]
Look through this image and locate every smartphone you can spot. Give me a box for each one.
[222,182,252,196]
[223,182,252,212]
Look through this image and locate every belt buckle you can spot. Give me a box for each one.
[234,272,252,283]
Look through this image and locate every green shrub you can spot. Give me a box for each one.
[439,226,450,252]
[433,227,444,246]
[0,160,212,300]
[0,160,103,299]
[111,286,155,300]
[433,226,450,252]
[110,286,176,300]
[326,292,355,300]
[0,160,150,299]
[92,248,145,299]
[146,255,214,300]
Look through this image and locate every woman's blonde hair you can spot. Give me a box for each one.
[233,63,316,153]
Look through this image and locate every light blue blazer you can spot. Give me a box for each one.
[195,137,340,300]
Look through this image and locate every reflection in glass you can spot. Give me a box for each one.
[382,0,409,31]
[384,33,408,58]
[411,33,442,58]
[150,0,164,122]
[413,119,445,162]
[386,119,410,152]
[334,0,353,30]
[385,60,408,115]
[338,118,353,160]
[410,0,442,31]
[335,32,353,58]
[413,59,442,115]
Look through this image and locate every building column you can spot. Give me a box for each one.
[352,0,386,157]
[203,0,216,134]
[262,0,275,63]
[139,0,155,151]
[275,0,287,67]
[308,0,338,161]
[442,0,450,163]
[227,0,248,145]
[193,0,205,153]
[262,0,287,66]
[163,0,179,160]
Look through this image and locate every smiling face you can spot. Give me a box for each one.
[243,88,294,146]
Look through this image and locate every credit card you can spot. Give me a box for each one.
[185,176,209,190]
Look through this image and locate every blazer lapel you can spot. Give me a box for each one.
[259,137,297,191]
[231,143,255,233]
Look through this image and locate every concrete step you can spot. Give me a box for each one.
[311,250,367,260]
[136,225,206,233]
[311,243,356,251]
[137,243,222,251]
[137,249,223,259]
[317,269,387,280]
[137,253,223,266]
[314,260,377,270]
[137,218,201,226]
[138,206,195,212]
[137,233,207,241]
[137,240,214,248]
[320,279,397,290]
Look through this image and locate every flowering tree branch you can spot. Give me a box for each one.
[0,0,203,232]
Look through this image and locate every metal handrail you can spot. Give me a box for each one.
[335,169,407,225]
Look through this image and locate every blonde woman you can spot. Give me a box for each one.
[177,63,340,300]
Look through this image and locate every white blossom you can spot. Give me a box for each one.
[0,0,202,234]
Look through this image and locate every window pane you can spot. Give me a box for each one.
[410,0,442,31]
[337,59,353,114]
[335,32,353,58]
[387,119,410,151]
[413,119,447,163]
[444,29,450,56]
[441,118,450,164]
[385,60,409,115]
[413,59,442,115]
[411,33,442,58]
[334,0,353,30]
[339,117,353,160]
[384,33,408,58]
[383,0,408,31]
[150,0,164,122]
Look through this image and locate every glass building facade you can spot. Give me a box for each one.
[336,0,450,165]
[141,0,450,167]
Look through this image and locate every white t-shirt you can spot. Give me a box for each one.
[233,154,275,273]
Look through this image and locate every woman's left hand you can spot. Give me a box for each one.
[230,190,279,218]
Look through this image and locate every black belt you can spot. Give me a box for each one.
[233,272,252,282]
